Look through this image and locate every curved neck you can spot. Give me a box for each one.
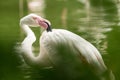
[20,22,52,67]
[20,24,37,66]
[21,24,34,36]
[21,24,36,44]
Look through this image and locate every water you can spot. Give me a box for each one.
[0,0,120,80]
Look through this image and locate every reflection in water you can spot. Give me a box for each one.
[18,0,119,80]
[116,0,120,26]
[19,0,24,17]
[27,0,45,16]
[61,7,67,28]
[76,0,117,55]
[19,0,45,17]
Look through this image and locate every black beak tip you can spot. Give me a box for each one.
[46,26,52,32]
[44,21,52,32]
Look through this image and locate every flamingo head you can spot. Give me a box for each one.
[20,13,52,32]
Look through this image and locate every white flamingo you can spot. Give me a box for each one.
[19,13,114,80]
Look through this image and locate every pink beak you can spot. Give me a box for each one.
[33,16,52,32]
[36,17,48,29]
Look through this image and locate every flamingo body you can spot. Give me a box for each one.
[18,14,115,80]
[40,29,107,73]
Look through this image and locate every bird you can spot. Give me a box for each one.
[18,13,114,80]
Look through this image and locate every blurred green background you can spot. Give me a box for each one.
[0,0,120,80]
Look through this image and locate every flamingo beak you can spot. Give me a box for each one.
[44,21,52,32]
[33,17,52,32]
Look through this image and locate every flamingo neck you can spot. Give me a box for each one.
[20,24,37,66]
[21,24,33,35]
[21,24,36,43]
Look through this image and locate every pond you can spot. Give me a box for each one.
[0,0,120,80]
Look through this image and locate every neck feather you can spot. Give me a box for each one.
[20,23,37,66]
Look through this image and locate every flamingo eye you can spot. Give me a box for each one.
[32,16,39,24]
[32,16,37,20]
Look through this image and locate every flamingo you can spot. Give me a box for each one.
[19,13,114,80]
